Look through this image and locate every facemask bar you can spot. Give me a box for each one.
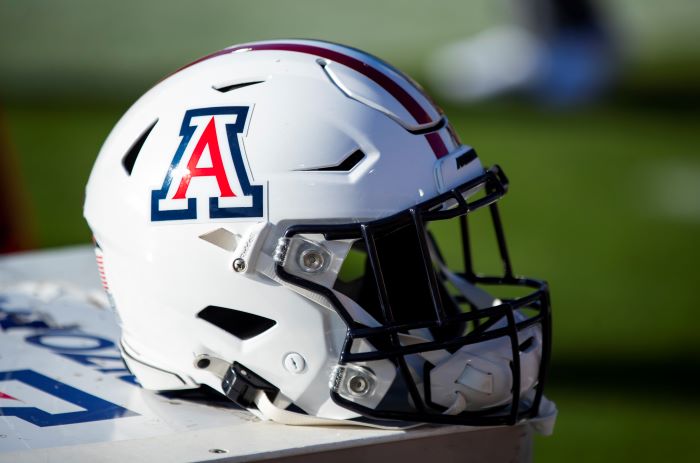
[275,165,552,426]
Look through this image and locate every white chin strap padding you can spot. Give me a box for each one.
[429,326,542,412]
[443,391,468,415]
[253,392,420,430]
[253,392,348,426]
[457,364,495,394]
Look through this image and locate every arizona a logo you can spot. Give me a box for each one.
[151,106,264,221]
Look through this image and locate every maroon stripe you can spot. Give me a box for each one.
[245,44,434,124]
[174,43,450,158]
[425,133,448,158]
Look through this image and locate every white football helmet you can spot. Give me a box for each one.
[84,39,553,428]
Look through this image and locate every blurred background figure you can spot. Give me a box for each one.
[428,0,618,106]
[0,108,33,253]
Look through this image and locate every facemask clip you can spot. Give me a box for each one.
[194,355,279,408]
[222,361,280,408]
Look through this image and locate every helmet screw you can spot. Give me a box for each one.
[299,249,324,273]
[232,258,246,272]
[348,374,370,396]
[283,352,306,374]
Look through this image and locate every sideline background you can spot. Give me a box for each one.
[1,1,698,460]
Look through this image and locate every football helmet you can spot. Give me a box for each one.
[84,40,554,429]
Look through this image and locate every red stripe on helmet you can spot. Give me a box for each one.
[173,42,449,158]
[425,132,448,158]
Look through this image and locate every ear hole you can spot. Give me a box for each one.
[197,306,276,340]
[122,120,157,175]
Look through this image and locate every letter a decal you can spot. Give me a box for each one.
[151,106,264,222]
[172,117,235,200]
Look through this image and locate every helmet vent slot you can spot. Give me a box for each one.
[122,120,157,175]
[213,80,264,93]
[518,336,535,353]
[197,306,276,340]
[455,148,477,170]
[301,149,365,172]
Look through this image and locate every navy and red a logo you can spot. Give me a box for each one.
[151,107,264,221]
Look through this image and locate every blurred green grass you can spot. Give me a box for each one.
[536,386,700,461]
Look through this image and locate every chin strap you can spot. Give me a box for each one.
[253,391,349,426]
[194,354,417,429]
[253,391,420,429]
[443,391,468,415]
[255,389,556,435]
[194,354,556,433]
[432,390,556,435]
